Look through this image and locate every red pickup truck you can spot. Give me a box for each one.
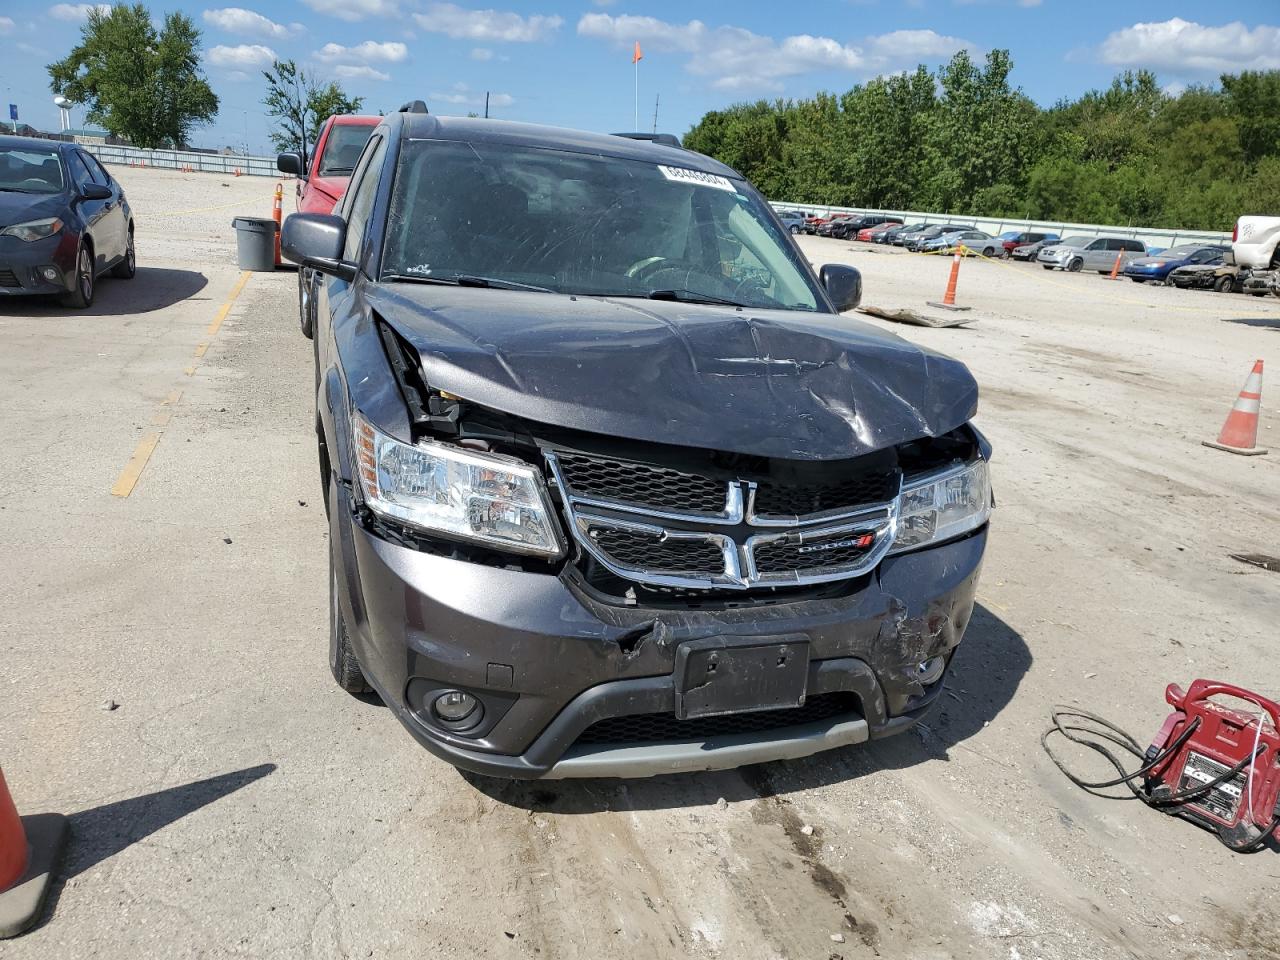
[277,114,379,337]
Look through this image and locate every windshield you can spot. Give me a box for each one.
[317,123,375,177]
[383,139,823,311]
[1059,236,1092,247]
[1162,244,1205,258]
[0,147,64,194]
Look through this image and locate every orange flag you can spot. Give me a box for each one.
[632,41,643,64]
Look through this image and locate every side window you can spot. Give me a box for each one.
[1087,239,1106,251]
[1125,240,1144,252]
[82,152,110,186]
[341,136,387,263]
[67,151,95,192]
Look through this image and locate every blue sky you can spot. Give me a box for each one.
[1,2,1278,152]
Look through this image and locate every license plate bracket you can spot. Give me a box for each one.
[674,635,810,721]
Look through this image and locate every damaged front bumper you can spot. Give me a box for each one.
[335,489,985,779]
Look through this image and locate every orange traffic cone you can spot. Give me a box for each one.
[927,250,972,312]
[0,769,67,938]
[234,168,241,177]
[1105,252,1123,280]
[1203,360,1266,456]
[271,182,283,267]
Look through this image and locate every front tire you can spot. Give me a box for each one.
[298,267,314,339]
[1067,258,1083,273]
[110,226,136,279]
[789,225,800,235]
[329,528,371,695]
[60,243,95,308]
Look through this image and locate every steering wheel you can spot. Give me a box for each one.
[624,256,672,283]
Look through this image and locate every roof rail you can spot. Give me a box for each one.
[398,100,430,114]
[612,132,682,148]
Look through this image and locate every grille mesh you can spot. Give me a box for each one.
[754,471,898,517]
[754,536,875,573]
[576,693,862,744]
[591,527,724,572]
[0,268,20,288]
[556,453,727,513]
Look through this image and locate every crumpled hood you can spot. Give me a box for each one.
[365,285,979,461]
[0,190,66,228]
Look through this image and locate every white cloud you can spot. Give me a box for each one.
[207,43,278,69]
[0,16,13,33]
[1100,18,1280,74]
[50,4,111,21]
[429,82,513,109]
[333,64,391,81]
[315,40,407,64]
[414,3,562,43]
[470,47,493,60]
[203,8,302,40]
[578,14,973,91]
[300,0,398,22]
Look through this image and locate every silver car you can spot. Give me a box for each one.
[1038,235,1146,273]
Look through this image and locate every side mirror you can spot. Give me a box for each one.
[276,152,304,177]
[281,213,356,281]
[81,182,112,200]
[819,264,862,312]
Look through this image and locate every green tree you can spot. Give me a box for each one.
[262,59,364,159]
[1221,71,1280,165]
[47,3,217,148]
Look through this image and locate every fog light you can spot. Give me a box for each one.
[433,690,479,723]
[41,266,60,282]
[916,656,946,686]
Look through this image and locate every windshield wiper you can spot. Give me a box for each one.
[644,289,746,307]
[385,273,554,293]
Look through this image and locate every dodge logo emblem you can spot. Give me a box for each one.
[796,533,875,554]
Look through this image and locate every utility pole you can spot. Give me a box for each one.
[652,94,659,134]
[484,91,490,119]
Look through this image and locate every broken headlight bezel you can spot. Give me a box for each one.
[889,458,991,555]
[351,411,565,558]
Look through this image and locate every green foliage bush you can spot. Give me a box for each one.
[683,52,1280,231]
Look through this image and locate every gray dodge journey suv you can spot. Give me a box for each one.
[282,104,992,779]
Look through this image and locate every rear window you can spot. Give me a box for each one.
[0,146,64,194]
[316,123,375,177]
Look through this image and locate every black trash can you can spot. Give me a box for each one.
[232,217,278,271]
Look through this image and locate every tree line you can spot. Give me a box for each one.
[46,3,361,153]
[683,51,1280,231]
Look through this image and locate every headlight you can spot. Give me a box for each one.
[352,412,563,557]
[0,217,63,242]
[890,459,991,555]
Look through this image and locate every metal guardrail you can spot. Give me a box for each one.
[771,202,1230,250]
[84,143,278,177]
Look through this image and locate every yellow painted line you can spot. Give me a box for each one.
[976,593,1009,613]
[111,274,252,497]
[150,389,183,427]
[110,432,163,498]
[150,199,273,217]
[207,271,251,336]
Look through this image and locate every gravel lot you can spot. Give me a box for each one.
[2,167,1278,960]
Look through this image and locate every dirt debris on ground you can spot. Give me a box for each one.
[0,169,1277,959]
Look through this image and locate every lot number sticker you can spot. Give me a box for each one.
[658,165,737,193]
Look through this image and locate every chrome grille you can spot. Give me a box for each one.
[547,449,900,591]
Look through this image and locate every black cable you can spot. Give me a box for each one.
[1042,705,1275,854]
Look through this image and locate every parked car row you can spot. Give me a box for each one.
[788,205,1264,296]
